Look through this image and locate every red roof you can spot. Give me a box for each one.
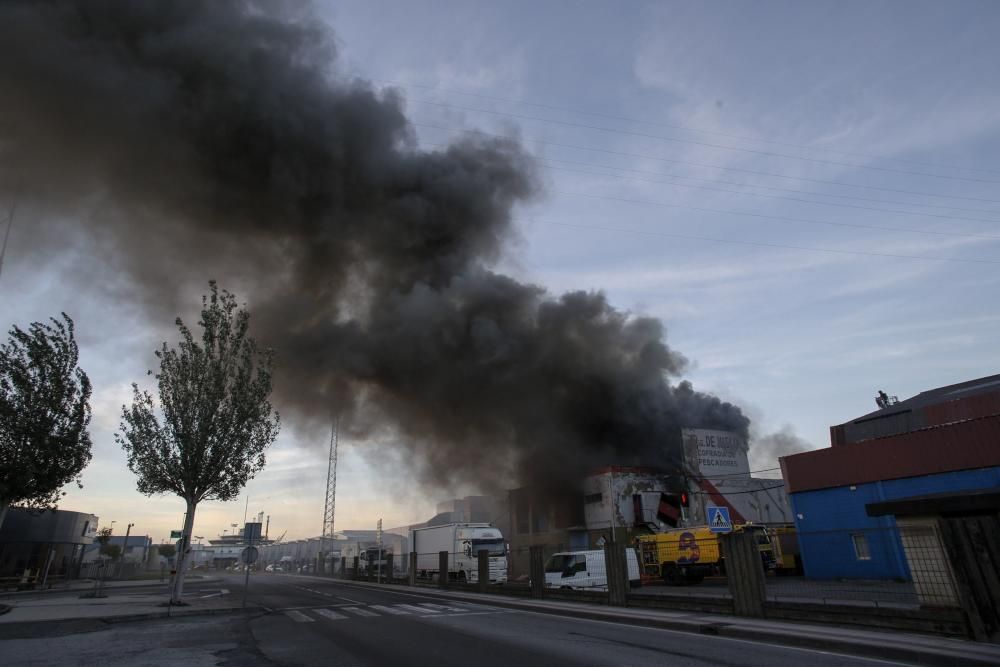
[782,414,1000,494]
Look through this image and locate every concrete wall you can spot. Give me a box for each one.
[688,477,791,526]
[0,508,97,545]
[790,465,1000,579]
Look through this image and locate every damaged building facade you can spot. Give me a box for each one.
[506,428,791,577]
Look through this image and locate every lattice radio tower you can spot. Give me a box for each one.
[320,418,339,557]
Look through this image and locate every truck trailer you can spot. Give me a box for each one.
[410,523,507,583]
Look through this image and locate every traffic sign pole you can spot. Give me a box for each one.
[240,544,259,608]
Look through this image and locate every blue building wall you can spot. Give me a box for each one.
[789,466,1000,580]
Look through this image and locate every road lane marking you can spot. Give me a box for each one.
[285,610,315,623]
[314,609,348,621]
[427,610,516,618]
[337,596,366,604]
[272,604,354,611]
[372,605,410,615]
[342,607,380,617]
[418,603,469,612]
[395,604,440,614]
[197,588,232,599]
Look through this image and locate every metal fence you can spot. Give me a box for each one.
[256,526,977,638]
[260,530,955,610]
[759,526,957,610]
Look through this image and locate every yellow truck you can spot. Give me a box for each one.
[637,524,777,584]
[768,525,804,575]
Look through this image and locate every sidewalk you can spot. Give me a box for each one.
[0,581,251,629]
[0,574,219,599]
[292,574,1000,666]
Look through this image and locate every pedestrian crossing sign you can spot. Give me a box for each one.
[708,506,733,533]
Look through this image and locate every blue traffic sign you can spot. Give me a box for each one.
[707,506,733,533]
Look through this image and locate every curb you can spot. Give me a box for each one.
[101,604,264,625]
[287,576,996,667]
[0,605,263,638]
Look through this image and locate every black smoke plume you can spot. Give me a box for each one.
[0,1,748,494]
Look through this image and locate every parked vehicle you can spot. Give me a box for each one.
[769,525,804,575]
[637,524,778,584]
[410,523,508,583]
[544,548,642,591]
[358,546,390,576]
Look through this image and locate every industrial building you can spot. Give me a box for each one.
[781,373,1000,580]
[507,427,792,576]
[0,507,98,583]
[81,534,153,564]
[679,428,792,526]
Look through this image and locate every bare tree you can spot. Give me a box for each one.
[117,282,280,604]
[0,314,92,530]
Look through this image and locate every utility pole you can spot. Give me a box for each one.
[122,523,134,563]
[0,202,15,282]
[376,519,383,584]
[320,419,339,573]
[608,470,616,543]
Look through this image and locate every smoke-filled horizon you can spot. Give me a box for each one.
[0,1,748,494]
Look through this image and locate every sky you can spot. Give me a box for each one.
[2,0,999,544]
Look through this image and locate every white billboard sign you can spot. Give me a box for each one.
[682,428,750,478]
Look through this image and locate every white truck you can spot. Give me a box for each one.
[410,523,508,584]
[544,549,642,591]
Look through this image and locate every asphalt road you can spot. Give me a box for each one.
[227,573,899,666]
[0,573,908,666]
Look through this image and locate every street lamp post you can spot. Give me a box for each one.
[122,523,134,564]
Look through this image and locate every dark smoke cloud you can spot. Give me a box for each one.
[0,1,748,493]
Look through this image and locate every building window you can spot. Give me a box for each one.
[852,534,871,561]
[584,493,603,504]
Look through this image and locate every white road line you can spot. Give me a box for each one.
[337,596,366,604]
[419,603,469,612]
[314,609,348,621]
[284,610,315,623]
[395,604,440,614]
[342,607,380,618]
[428,610,516,618]
[371,605,410,615]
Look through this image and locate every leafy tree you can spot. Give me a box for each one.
[95,526,119,561]
[117,283,280,603]
[101,543,122,561]
[158,543,176,560]
[0,314,92,530]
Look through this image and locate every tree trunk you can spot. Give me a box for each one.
[171,499,197,604]
[0,503,8,532]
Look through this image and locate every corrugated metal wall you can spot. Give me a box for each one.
[790,466,1000,579]
[783,415,1000,494]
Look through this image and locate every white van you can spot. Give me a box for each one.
[544,549,642,590]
